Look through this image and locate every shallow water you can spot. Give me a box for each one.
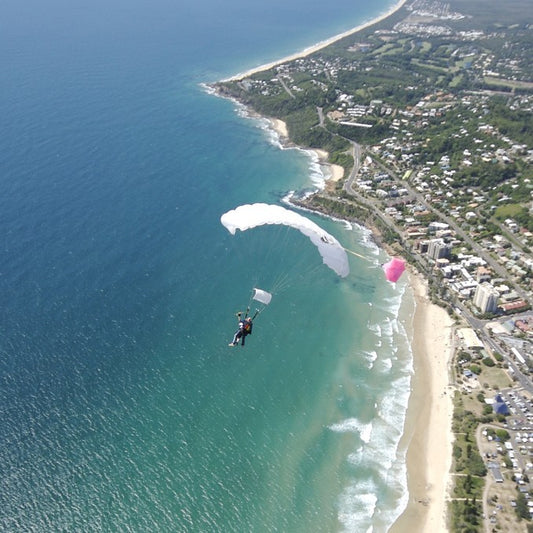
[0,0,412,531]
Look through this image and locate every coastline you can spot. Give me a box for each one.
[390,272,454,532]
[213,1,455,530]
[222,0,408,82]
[264,3,456,529]
[274,127,455,531]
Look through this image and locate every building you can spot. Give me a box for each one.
[427,238,451,261]
[473,282,499,313]
[492,394,510,415]
[500,300,529,314]
[476,266,492,283]
[416,239,430,253]
[428,221,449,233]
[458,328,484,350]
[488,462,504,483]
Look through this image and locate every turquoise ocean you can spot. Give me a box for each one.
[1,0,416,531]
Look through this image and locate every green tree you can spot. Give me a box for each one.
[495,429,510,441]
[515,493,530,520]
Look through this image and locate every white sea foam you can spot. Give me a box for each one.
[333,274,414,533]
[342,220,352,230]
[338,395,408,531]
[296,149,324,189]
[333,380,410,528]
[354,225,380,255]
[361,349,378,369]
[265,125,284,150]
[378,357,393,372]
[253,114,330,190]
[329,418,373,444]
[380,317,394,338]
[338,480,378,533]
[360,423,373,444]
[347,450,363,466]
[367,322,381,336]
[377,379,411,438]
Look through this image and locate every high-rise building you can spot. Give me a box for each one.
[473,282,499,313]
[427,238,451,261]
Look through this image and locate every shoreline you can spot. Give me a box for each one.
[222,0,407,82]
[276,129,455,532]
[211,1,455,530]
[390,272,454,532]
[269,118,344,184]
[262,4,456,529]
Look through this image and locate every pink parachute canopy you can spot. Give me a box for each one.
[383,257,406,282]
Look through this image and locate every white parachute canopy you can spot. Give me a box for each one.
[252,288,272,305]
[220,203,349,278]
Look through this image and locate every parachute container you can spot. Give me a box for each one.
[220,203,349,278]
[252,288,272,305]
[383,257,406,282]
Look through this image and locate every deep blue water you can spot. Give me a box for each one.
[0,1,413,531]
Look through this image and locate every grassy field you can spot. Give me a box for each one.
[448,0,532,28]
[495,204,526,219]
[484,77,533,90]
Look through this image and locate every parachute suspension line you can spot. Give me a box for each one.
[272,225,319,291]
[239,288,272,322]
[344,247,371,261]
[265,229,303,295]
[268,254,325,295]
[269,271,292,295]
[221,202,351,304]
[246,287,259,317]
[262,217,342,295]
[251,223,297,296]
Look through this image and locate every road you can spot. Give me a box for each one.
[277,76,295,99]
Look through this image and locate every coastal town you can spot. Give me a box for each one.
[212,0,532,530]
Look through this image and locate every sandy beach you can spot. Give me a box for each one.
[270,118,289,139]
[391,273,455,532]
[270,119,344,183]
[223,0,408,82]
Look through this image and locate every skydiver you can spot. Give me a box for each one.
[229,312,253,347]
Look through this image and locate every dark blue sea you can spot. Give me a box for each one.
[1,0,415,531]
